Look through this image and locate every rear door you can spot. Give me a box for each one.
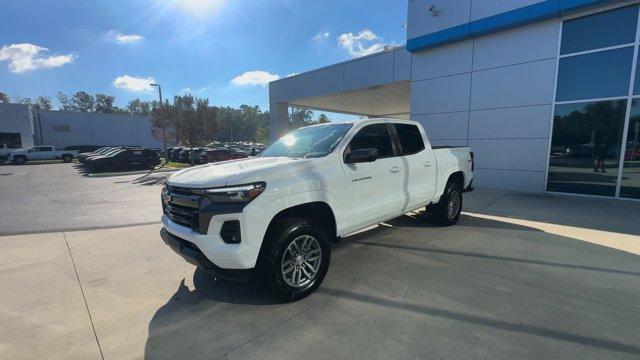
[391,123,437,209]
[32,146,53,160]
[342,123,404,229]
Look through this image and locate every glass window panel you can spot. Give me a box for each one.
[547,100,626,196]
[633,49,640,96]
[620,100,640,199]
[556,47,634,102]
[561,5,638,55]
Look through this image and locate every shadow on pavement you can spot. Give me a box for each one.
[142,212,558,359]
[143,268,278,359]
[316,287,640,356]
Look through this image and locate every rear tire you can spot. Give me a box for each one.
[262,218,331,302]
[431,180,463,226]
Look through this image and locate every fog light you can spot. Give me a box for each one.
[220,220,241,244]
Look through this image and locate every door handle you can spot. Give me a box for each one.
[389,166,401,173]
[423,161,432,167]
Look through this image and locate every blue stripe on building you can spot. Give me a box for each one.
[407,0,615,52]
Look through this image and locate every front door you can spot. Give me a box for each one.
[342,123,404,229]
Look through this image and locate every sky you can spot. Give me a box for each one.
[0,0,407,117]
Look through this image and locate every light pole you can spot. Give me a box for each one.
[150,83,167,163]
[150,83,162,105]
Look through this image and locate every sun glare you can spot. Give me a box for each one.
[164,0,227,18]
[282,135,297,147]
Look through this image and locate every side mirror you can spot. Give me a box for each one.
[345,148,379,163]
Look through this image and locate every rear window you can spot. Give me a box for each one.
[394,124,425,155]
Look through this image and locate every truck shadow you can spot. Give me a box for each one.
[142,213,549,359]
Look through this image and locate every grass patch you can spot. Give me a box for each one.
[160,161,191,169]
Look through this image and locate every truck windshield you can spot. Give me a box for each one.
[261,123,353,159]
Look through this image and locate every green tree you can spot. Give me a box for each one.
[127,98,152,115]
[33,96,53,111]
[17,97,33,106]
[318,113,329,123]
[151,100,176,160]
[73,91,95,112]
[95,94,117,113]
[56,91,77,111]
[289,107,315,129]
[0,92,9,103]
[254,126,269,144]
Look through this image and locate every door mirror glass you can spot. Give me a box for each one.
[345,148,379,163]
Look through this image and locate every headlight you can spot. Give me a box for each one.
[193,182,266,203]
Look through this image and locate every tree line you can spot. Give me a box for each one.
[0,90,331,148]
[0,90,158,115]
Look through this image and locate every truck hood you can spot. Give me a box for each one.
[166,156,305,188]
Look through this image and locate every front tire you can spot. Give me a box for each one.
[13,156,26,165]
[431,181,463,226]
[62,155,73,163]
[263,218,331,302]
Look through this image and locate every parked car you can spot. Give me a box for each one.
[199,148,249,163]
[177,148,205,163]
[624,142,640,161]
[0,144,12,159]
[79,147,116,163]
[65,145,106,153]
[169,147,184,162]
[161,119,474,301]
[88,148,160,172]
[8,146,78,165]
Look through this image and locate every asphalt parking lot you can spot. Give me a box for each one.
[0,162,170,235]
[1,164,640,359]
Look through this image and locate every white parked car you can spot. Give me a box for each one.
[7,146,78,164]
[161,119,474,301]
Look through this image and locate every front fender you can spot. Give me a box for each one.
[241,190,343,249]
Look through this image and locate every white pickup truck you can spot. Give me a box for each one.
[161,119,474,301]
[7,146,78,164]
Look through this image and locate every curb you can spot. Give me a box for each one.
[87,167,181,177]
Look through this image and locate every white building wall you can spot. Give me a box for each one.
[37,111,163,149]
[0,103,34,149]
[411,19,561,192]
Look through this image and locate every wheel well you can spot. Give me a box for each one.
[266,202,337,240]
[255,202,337,270]
[448,171,464,188]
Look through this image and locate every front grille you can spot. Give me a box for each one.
[164,203,199,229]
[163,185,200,231]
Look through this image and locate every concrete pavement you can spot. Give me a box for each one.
[1,189,639,359]
[0,163,168,235]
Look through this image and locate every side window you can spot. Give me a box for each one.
[347,124,394,158]
[394,124,425,155]
[133,150,143,156]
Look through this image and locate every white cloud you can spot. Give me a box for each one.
[181,85,209,94]
[337,28,386,58]
[107,30,145,44]
[113,75,156,92]
[312,31,331,41]
[231,71,280,87]
[0,43,75,73]
[286,73,299,77]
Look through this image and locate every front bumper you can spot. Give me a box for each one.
[161,228,251,281]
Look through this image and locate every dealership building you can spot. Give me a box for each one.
[270,0,640,200]
[0,103,163,151]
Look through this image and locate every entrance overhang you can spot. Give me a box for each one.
[269,46,411,139]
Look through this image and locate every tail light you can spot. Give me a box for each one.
[470,151,475,171]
